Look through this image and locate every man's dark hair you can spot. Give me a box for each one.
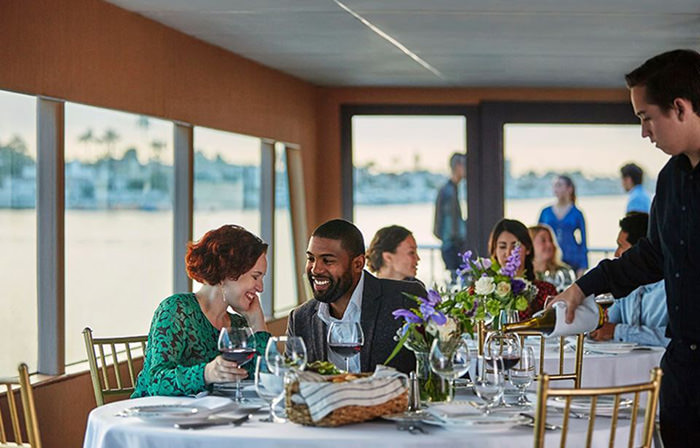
[620,163,644,185]
[449,152,466,171]
[619,212,650,246]
[311,219,365,257]
[625,49,700,116]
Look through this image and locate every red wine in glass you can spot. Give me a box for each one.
[221,347,256,366]
[501,355,522,371]
[328,343,362,358]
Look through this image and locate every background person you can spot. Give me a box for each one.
[528,224,576,293]
[489,219,557,320]
[366,225,422,284]
[589,213,669,347]
[133,224,270,397]
[538,175,588,277]
[433,152,467,282]
[549,49,700,447]
[620,162,651,213]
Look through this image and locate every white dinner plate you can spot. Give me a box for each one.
[122,404,209,422]
[423,402,529,431]
[549,396,632,416]
[584,341,637,354]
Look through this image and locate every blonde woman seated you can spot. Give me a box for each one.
[132,224,270,397]
[528,224,576,293]
[366,225,423,284]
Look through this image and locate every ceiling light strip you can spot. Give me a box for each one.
[333,0,444,80]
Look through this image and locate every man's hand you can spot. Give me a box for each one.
[546,283,586,324]
[589,322,616,341]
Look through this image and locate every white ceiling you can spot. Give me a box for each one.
[105,0,700,88]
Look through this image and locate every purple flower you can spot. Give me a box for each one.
[423,289,442,307]
[499,243,522,278]
[458,250,473,273]
[511,278,526,295]
[392,309,422,324]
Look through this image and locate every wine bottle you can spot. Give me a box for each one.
[502,296,605,337]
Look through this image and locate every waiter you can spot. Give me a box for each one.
[550,49,700,448]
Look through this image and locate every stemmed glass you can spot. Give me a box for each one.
[473,355,505,415]
[217,326,256,402]
[509,346,536,406]
[484,330,520,407]
[429,336,471,401]
[265,335,308,374]
[327,322,364,373]
[254,357,286,422]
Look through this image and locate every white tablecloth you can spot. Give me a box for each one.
[83,396,648,448]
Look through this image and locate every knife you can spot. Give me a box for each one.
[174,414,249,430]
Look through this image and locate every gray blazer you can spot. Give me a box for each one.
[286,271,427,374]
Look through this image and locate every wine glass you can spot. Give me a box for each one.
[429,336,471,401]
[327,322,364,373]
[509,346,536,406]
[484,330,520,407]
[254,357,286,422]
[265,335,308,374]
[473,355,505,415]
[217,326,256,402]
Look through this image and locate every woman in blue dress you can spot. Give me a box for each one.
[538,175,588,277]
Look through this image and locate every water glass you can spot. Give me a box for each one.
[217,326,255,402]
[254,357,285,422]
[429,336,471,401]
[327,322,364,373]
[265,336,307,374]
[509,346,536,406]
[473,355,505,415]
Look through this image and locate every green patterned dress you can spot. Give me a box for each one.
[132,293,270,397]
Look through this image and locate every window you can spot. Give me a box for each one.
[64,104,174,364]
[273,143,296,315]
[504,123,669,268]
[0,90,37,376]
[351,115,467,286]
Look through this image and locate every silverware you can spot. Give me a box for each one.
[397,422,427,435]
[519,413,562,431]
[174,414,249,430]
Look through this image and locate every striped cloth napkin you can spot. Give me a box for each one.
[292,365,407,422]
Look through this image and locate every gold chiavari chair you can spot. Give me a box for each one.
[533,367,662,448]
[82,327,148,406]
[477,321,585,388]
[0,363,41,448]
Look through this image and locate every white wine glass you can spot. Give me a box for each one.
[217,326,255,402]
[429,336,471,401]
[327,322,364,373]
[473,355,505,415]
[509,346,535,406]
[265,336,307,374]
[254,357,286,422]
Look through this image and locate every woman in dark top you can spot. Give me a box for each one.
[133,224,270,397]
[488,219,557,320]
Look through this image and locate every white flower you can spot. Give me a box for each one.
[495,281,511,298]
[437,317,458,339]
[426,321,439,336]
[474,276,495,295]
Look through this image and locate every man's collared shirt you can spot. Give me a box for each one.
[626,184,652,213]
[608,280,669,347]
[317,271,365,372]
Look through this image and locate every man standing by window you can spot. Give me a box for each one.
[620,162,651,213]
[433,152,467,282]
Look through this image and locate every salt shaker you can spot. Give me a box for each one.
[408,371,421,412]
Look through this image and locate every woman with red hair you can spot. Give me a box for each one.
[133,224,270,397]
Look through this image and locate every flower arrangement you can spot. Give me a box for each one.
[452,244,539,326]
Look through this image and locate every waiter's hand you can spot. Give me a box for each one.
[546,283,586,324]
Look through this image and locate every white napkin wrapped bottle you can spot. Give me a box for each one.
[503,295,604,338]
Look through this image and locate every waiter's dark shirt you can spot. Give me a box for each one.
[577,154,700,342]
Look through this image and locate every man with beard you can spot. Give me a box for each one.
[286,219,427,374]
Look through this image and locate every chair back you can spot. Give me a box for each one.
[477,321,584,388]
[533,367,662,448]
[0,363,41,448]
[82,327,148,406]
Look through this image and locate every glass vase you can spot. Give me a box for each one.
[413,351,450,403]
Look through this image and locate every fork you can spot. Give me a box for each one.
[397,422,427,434]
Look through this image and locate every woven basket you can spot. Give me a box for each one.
[285,373,408,427]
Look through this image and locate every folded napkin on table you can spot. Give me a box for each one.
[291,365,407,422]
